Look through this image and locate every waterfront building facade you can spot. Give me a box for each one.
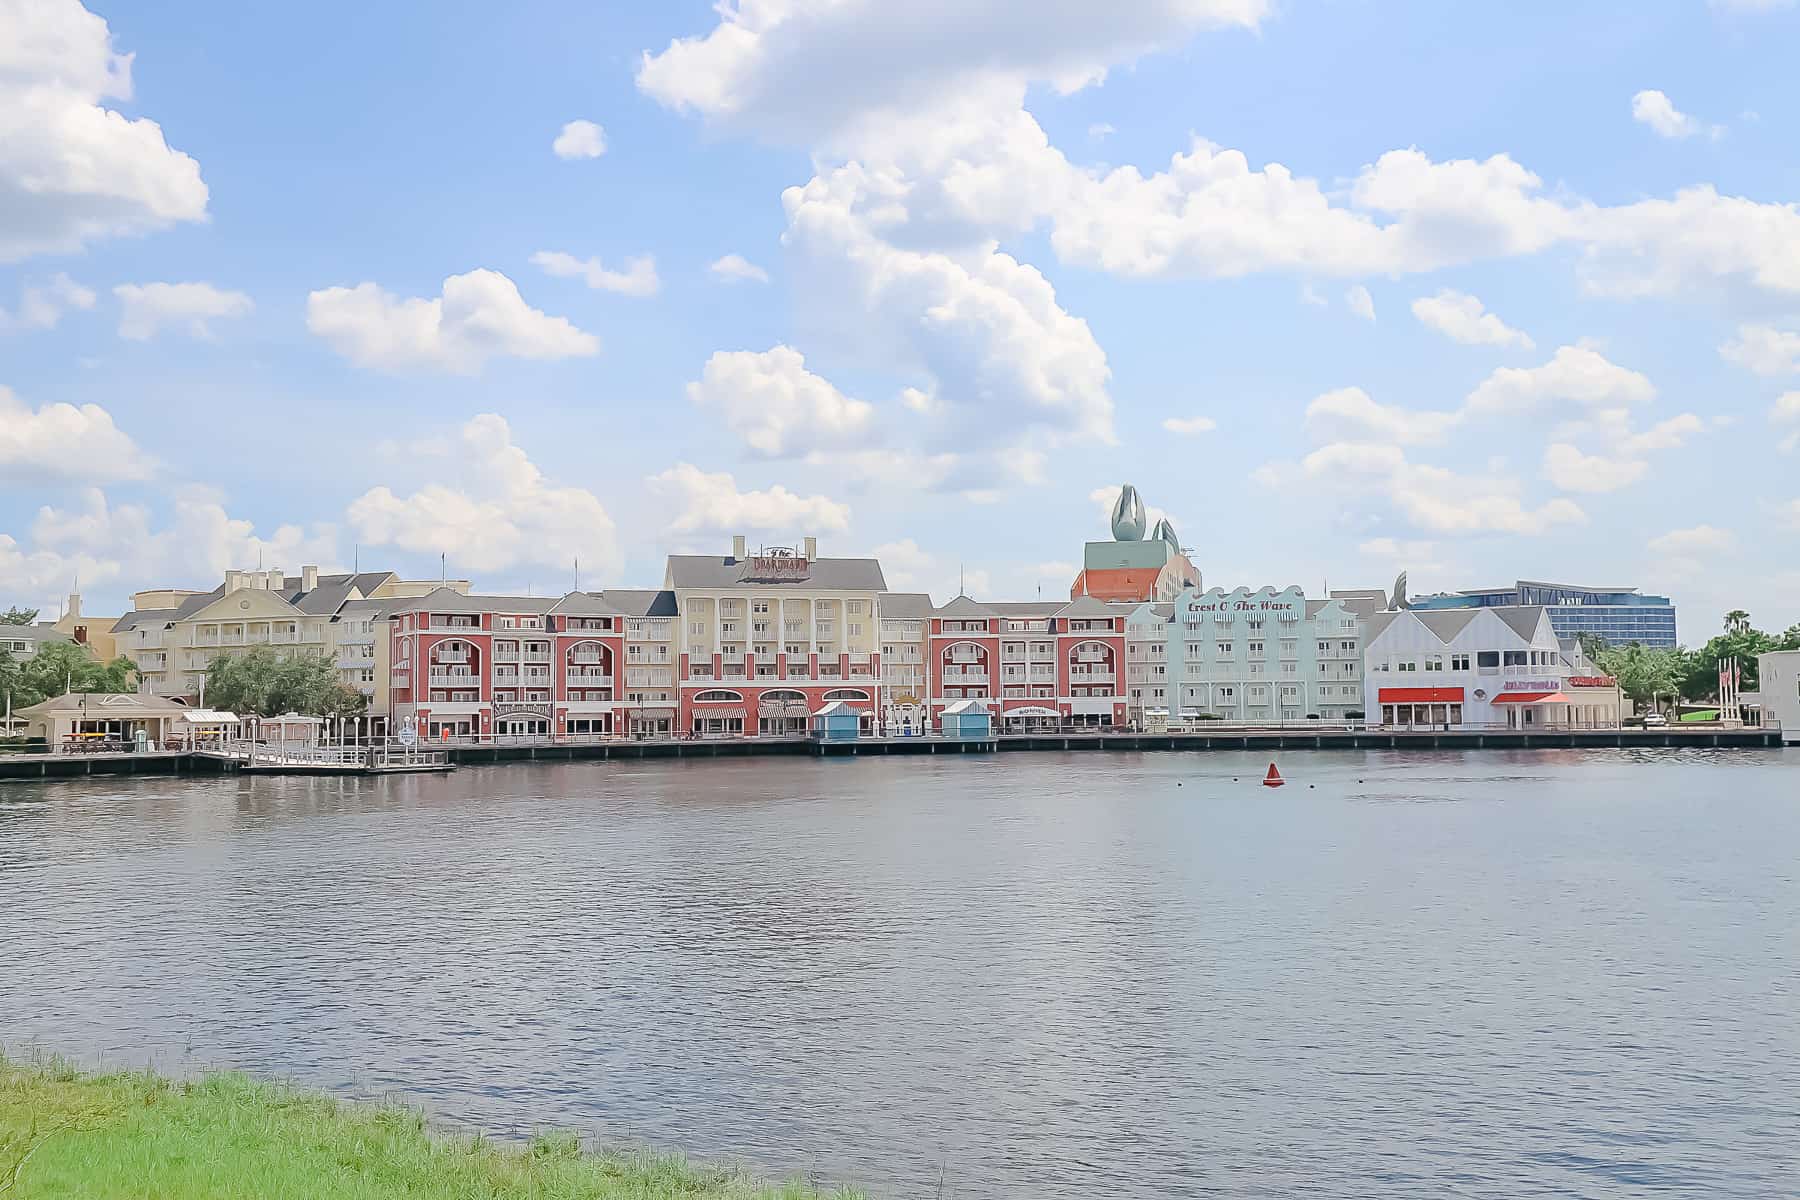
[115,566,464,703]
[878,593,932,734]
[1143,586,1365,723]
[385,589,632,740]
[1757,651,1800,744]
[926,595,1128,731]
[1411,581,1677,648]
[667,536,886,737]
[1364,606,1592,729]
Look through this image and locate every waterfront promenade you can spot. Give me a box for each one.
[0,725,1783,780]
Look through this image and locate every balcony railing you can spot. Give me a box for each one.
[567,669,611,683]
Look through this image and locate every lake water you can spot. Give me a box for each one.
[2,749,1797,1198]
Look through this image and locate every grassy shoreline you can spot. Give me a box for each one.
[0,1057,861,1199]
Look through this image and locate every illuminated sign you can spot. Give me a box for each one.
[1567,676,1618,688]
[1502,679,1561,693]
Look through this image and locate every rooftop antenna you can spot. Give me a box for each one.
[573,556,579,593]
[440,552,446,585]
[959,562,964,598]
[353,543,359,573]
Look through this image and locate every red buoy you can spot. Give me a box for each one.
[1262,763,1285,788]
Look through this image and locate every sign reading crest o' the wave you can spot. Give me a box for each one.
[1181,586,1307,619]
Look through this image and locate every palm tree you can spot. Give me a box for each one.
[1725,610,1751,635]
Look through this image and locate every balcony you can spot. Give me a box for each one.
[1069,670,1114,684]
[945,649,983,664]
[943,669,988,685]
[567,669,611,684]
[435,649,470,664]
[568,653,608,666]
[427,619,481,632]
[429,670,479,687]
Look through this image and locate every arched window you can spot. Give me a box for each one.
[823,688,870,701]
[759,689,807,702]
[694,689,743,702]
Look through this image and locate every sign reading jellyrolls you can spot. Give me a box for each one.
[1502,679,1561,693]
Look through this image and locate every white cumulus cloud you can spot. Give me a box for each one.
[1346,284,1376,321]
[1541,444,1649,494]
[552,119,606,159]
[348,414,620,575]
[1648,525,1737,556]
[531,250,660,297]
[687,345,875,457]
[306,269,598,373]
[1720,324,1800,376]
[1410,289,1534,349]
[1161,415,1217,435]
[709,253,770,284]
[0,385,154,485]
[1464,345,1656,415]
[1631,89,1718,139]
[648,462,851,536]
[1304,386,1461,446]
[113,281,253,340]
[0,273,96,332]
[0,0,209,262]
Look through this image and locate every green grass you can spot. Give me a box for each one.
[1679,709,1721,722]
[0,1057,861,1199]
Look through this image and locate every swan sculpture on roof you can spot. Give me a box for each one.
[1110,484,1147,541]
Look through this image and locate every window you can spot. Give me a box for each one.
[1248,641,1265,657]
[690,621,705,636]
[1425,656,1443,672]
[753,601,770,614]
[1451,653,1470,671]
[1217,641,1233,655]
[848,601,866,615]
[1397,660,1417,672]
[1477,651,1500,669]
[1186,642,1203,657]
[1340,641,1356,652]
[848,623,863,637]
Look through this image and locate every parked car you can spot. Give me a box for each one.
[1642,712,1668,728]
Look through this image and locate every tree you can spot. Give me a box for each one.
[205,647,366,718]
[1679,611,1784,699]
[1576,632,1610,662]
[1,606,39,626]
[4,642,136,710]
[1594,643,1687,713]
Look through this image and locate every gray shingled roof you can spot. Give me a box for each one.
[379,587,558,615]
[665,554,888,591]
[601,589,680,617]
[879,592,933,618]
[1056,596,1114,619]
[935,595,997,617]
[983,601,1061,617]
[110,607,179,633]
[549,591,626,617]
[1492,606,1548,642]
[1363,611,1400,643]
[0,624,75,654]
[1412,610,1482,642]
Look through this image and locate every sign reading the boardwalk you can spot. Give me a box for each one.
[739,548,811,582]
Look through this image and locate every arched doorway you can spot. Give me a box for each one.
[757,688,809,736]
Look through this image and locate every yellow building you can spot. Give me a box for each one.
[115,566,467,704]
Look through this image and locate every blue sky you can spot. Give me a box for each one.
[4,0,1798,641]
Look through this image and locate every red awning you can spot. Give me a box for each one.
[1491,691,1571,705]
[1378,687,1466,704]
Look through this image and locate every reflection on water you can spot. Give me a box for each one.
[3,749,1798,1198]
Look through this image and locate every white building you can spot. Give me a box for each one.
[1759,651,1800,744]
[1364,606,1599,730]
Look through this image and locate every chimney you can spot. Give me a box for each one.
[301,565,319,592]
[66,592,81,620]
[732,535,747,560]
[266,568,283,590]
[803,536,817,560]
[224,570,245,592]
